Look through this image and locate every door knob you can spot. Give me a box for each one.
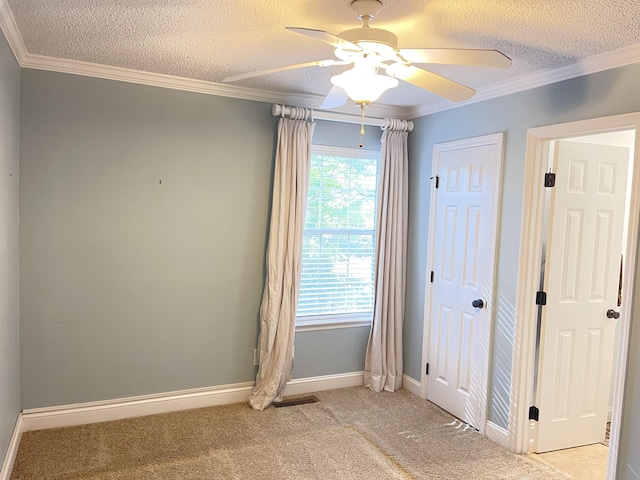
[606,309,620,319]
[472,299,484,309]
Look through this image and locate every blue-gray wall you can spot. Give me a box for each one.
[620,229,640,479]
[19,70,275,408]
[405,62,640,477]
[0,31,21,463]
[18,71,381,408]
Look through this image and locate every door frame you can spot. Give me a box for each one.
[421,132,504,435]
[509,113,640,480]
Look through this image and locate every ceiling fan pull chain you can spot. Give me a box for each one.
[359,103,366,148]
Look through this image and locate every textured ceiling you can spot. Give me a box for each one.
[7,0,640,112]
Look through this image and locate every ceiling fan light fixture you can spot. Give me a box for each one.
[331,69,398,105]
[334,47,360,61]
[225,0,510,107]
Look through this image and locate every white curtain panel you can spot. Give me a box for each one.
[249,115,315,411]
[365,124,409,393]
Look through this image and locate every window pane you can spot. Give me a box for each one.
[297,149,379,321]
[306,154,377,230]
[298,233,375,317]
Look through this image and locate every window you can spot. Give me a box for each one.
[296,145,380,330]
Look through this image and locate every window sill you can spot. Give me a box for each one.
[295,318,372,332]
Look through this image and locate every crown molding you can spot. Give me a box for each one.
[21,54,400,119]
[22,53,313,104]
[402,42,640,119]
[0,0,399,119]
[0,0,26,61]
[1,0,638,122]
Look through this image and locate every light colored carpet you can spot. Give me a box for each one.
[10,387,565,479]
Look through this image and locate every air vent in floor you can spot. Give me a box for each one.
[273,395,319,408]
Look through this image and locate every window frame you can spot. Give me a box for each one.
[295,144,381,332]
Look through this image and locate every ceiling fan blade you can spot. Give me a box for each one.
[222,60,346,83]
[286,27,361,51]
[399,48,511,68]
[320,85,349,109]
[389,65,476,102]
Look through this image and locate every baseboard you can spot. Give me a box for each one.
[21,381,255,432]
[485,420,509,449]
[402,374,422,397]
[0,415,22,480]
[20,372,366,433]
[285,371,364,396]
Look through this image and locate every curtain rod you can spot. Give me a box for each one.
[271,104,414,132]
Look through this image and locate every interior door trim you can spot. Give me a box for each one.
[510,112,640,480]
[420,132,505,435]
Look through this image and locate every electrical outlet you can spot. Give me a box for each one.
[253,348,259,366]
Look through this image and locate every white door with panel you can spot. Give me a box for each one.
[426,135,502,430]
[534,140,630,452]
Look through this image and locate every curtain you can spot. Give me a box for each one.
[364,119,410,393]
[249,112,315,411]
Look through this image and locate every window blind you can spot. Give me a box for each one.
[297,147,379,322]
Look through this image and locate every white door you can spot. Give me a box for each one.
[534,141,630,452]
[426,135,502,430]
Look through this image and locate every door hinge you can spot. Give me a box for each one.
[544,171,556,188]
[431,175,440,189]
[430,271,434,283]
[535,291,547,306]
[529,406,540,421]
[425,363,430,375]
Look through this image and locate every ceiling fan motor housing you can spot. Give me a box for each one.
[338,27,398,59]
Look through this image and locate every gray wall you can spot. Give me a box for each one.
[18,71,380,409]
[19,70,275,408]
[0,32,21,462]
[405,62,640,475]
[621,239,640,479]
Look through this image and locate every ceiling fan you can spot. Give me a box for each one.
[222,0,511,109]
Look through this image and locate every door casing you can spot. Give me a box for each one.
[421,132,504,435]
[510,113,640,480]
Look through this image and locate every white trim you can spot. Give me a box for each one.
[18,54,399,119]
[23,54,316,104]
[509,128,551,454]
[19,372,365,433]
[295,320,371,332]
[420,141,442,401]
[509,113,640,480]
[485,421,509,449]
[284,372,364,396]
[311,144,380,159]
[421,133,504,436]
[402,374,422,397]
[404,43,640,119]
[0,415,22,480]
[0,0,27,63]
[608,406,613,423]
[18,45,640,121]
[0,0,638,120]
[21,382,255,432]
